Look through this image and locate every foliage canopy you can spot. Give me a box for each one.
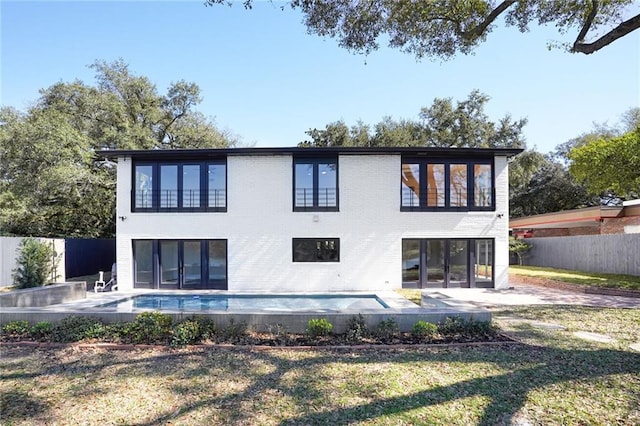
[207,0,640,58]
[569,128,640,199]
[0,59,237,238]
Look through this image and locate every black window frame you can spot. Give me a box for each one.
[292,238,340,262]
[401,157,495,212]
[401,238,495,289]
[293,156,339,212]
[132,239,228,290]
[132,159,227,212]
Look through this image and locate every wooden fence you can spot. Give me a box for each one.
[524,234,640,276]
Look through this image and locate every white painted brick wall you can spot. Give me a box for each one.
[115,154,511,291]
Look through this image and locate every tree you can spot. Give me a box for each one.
[206,0,640,58]
[0,60,237,238]
[12,238,59,288]
[509,153,595,217]
[509,236,531,266]
[300,90,526,148]
[569,128,640,199]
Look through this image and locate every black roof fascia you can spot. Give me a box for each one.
[99,146,524,160]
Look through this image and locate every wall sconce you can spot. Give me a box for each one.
[118,216,127,221]
[496,213,504,219]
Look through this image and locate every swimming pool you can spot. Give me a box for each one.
[98,293,389,312]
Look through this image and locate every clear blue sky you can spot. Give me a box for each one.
[1,1,638,154]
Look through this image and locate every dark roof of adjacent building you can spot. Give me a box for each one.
[99,146,524,160]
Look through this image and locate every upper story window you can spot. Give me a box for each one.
[293,157,338,211]
[133,160,226,212]
[401,158,494,211]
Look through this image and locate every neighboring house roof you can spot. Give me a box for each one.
[510,203,640,230]
[99,146,524,160]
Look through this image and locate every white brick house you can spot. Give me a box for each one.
[102,147,521,292]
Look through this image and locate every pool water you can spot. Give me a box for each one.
[99,294,389,312]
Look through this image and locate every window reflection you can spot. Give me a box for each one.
[208,164,226,209]
[160,165,178,208]
[182,165,200,208]
[401,164,420,207]
[449,164,467,207]
[135,165,153,208]
[427,164,445,207]
[474,164,492,207]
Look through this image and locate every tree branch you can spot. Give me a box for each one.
[572,12,640,54]
[574,0,599,46]
[461,0,516,40]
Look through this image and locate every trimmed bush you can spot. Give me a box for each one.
[345,314,369,342]
[2,320,30,336]
[124,312,173,344]
[412,320,438,340]
[375,318,400,341]
[438,316,498,339]
[12,238,58,288]
[50,316,105,342]
[30,321,53,340]
[306,318,333,338]
[171,319,203,347]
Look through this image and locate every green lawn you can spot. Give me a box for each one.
[1,306,639,425]
[510,265,640,291]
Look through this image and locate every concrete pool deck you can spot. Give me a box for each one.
[0,290,491,334]
[423,283,640,309]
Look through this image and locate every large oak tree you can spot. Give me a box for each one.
[207,0,639,58]
[0,60,237,238]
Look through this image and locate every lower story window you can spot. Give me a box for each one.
[402,238,494,288]
[133,239,227,290]
[292,238,340,262]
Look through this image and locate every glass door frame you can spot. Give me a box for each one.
[133,239,227,290]
[401,238,494,289]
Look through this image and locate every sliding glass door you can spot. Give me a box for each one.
[133,239,227,290]
[402,239,493,288]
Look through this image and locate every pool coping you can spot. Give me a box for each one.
[0,290,491,333]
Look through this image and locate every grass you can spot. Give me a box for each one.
[510,265,640,290]
[394,288,421,305]
[1,306,639,425]
[67,272,112,284]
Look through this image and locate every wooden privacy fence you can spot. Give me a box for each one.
[524,234,640,276]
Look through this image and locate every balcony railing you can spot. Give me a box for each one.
[133,189,226,211]
[295,187,337,208]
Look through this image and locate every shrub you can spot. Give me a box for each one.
[124,312,173,344]
[375,318,400,341]
[2,320,30,336]
[30,321,53,340]
[345,314,369,342]
[438,316,497,339]
[12,238,59,288]
[412,320,438,340]
[50,316,105,342]
[266,323,290,345]
[221,318,248,342]
[306,318,333,338]
[171,319,203,347]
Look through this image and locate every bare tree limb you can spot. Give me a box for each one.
[572,12,640,54]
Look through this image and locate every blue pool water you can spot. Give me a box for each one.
[99,294,389,311]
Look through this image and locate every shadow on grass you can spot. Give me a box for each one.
[0,389,50,423]
[133,345,639,425]
[1,341,639,425]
